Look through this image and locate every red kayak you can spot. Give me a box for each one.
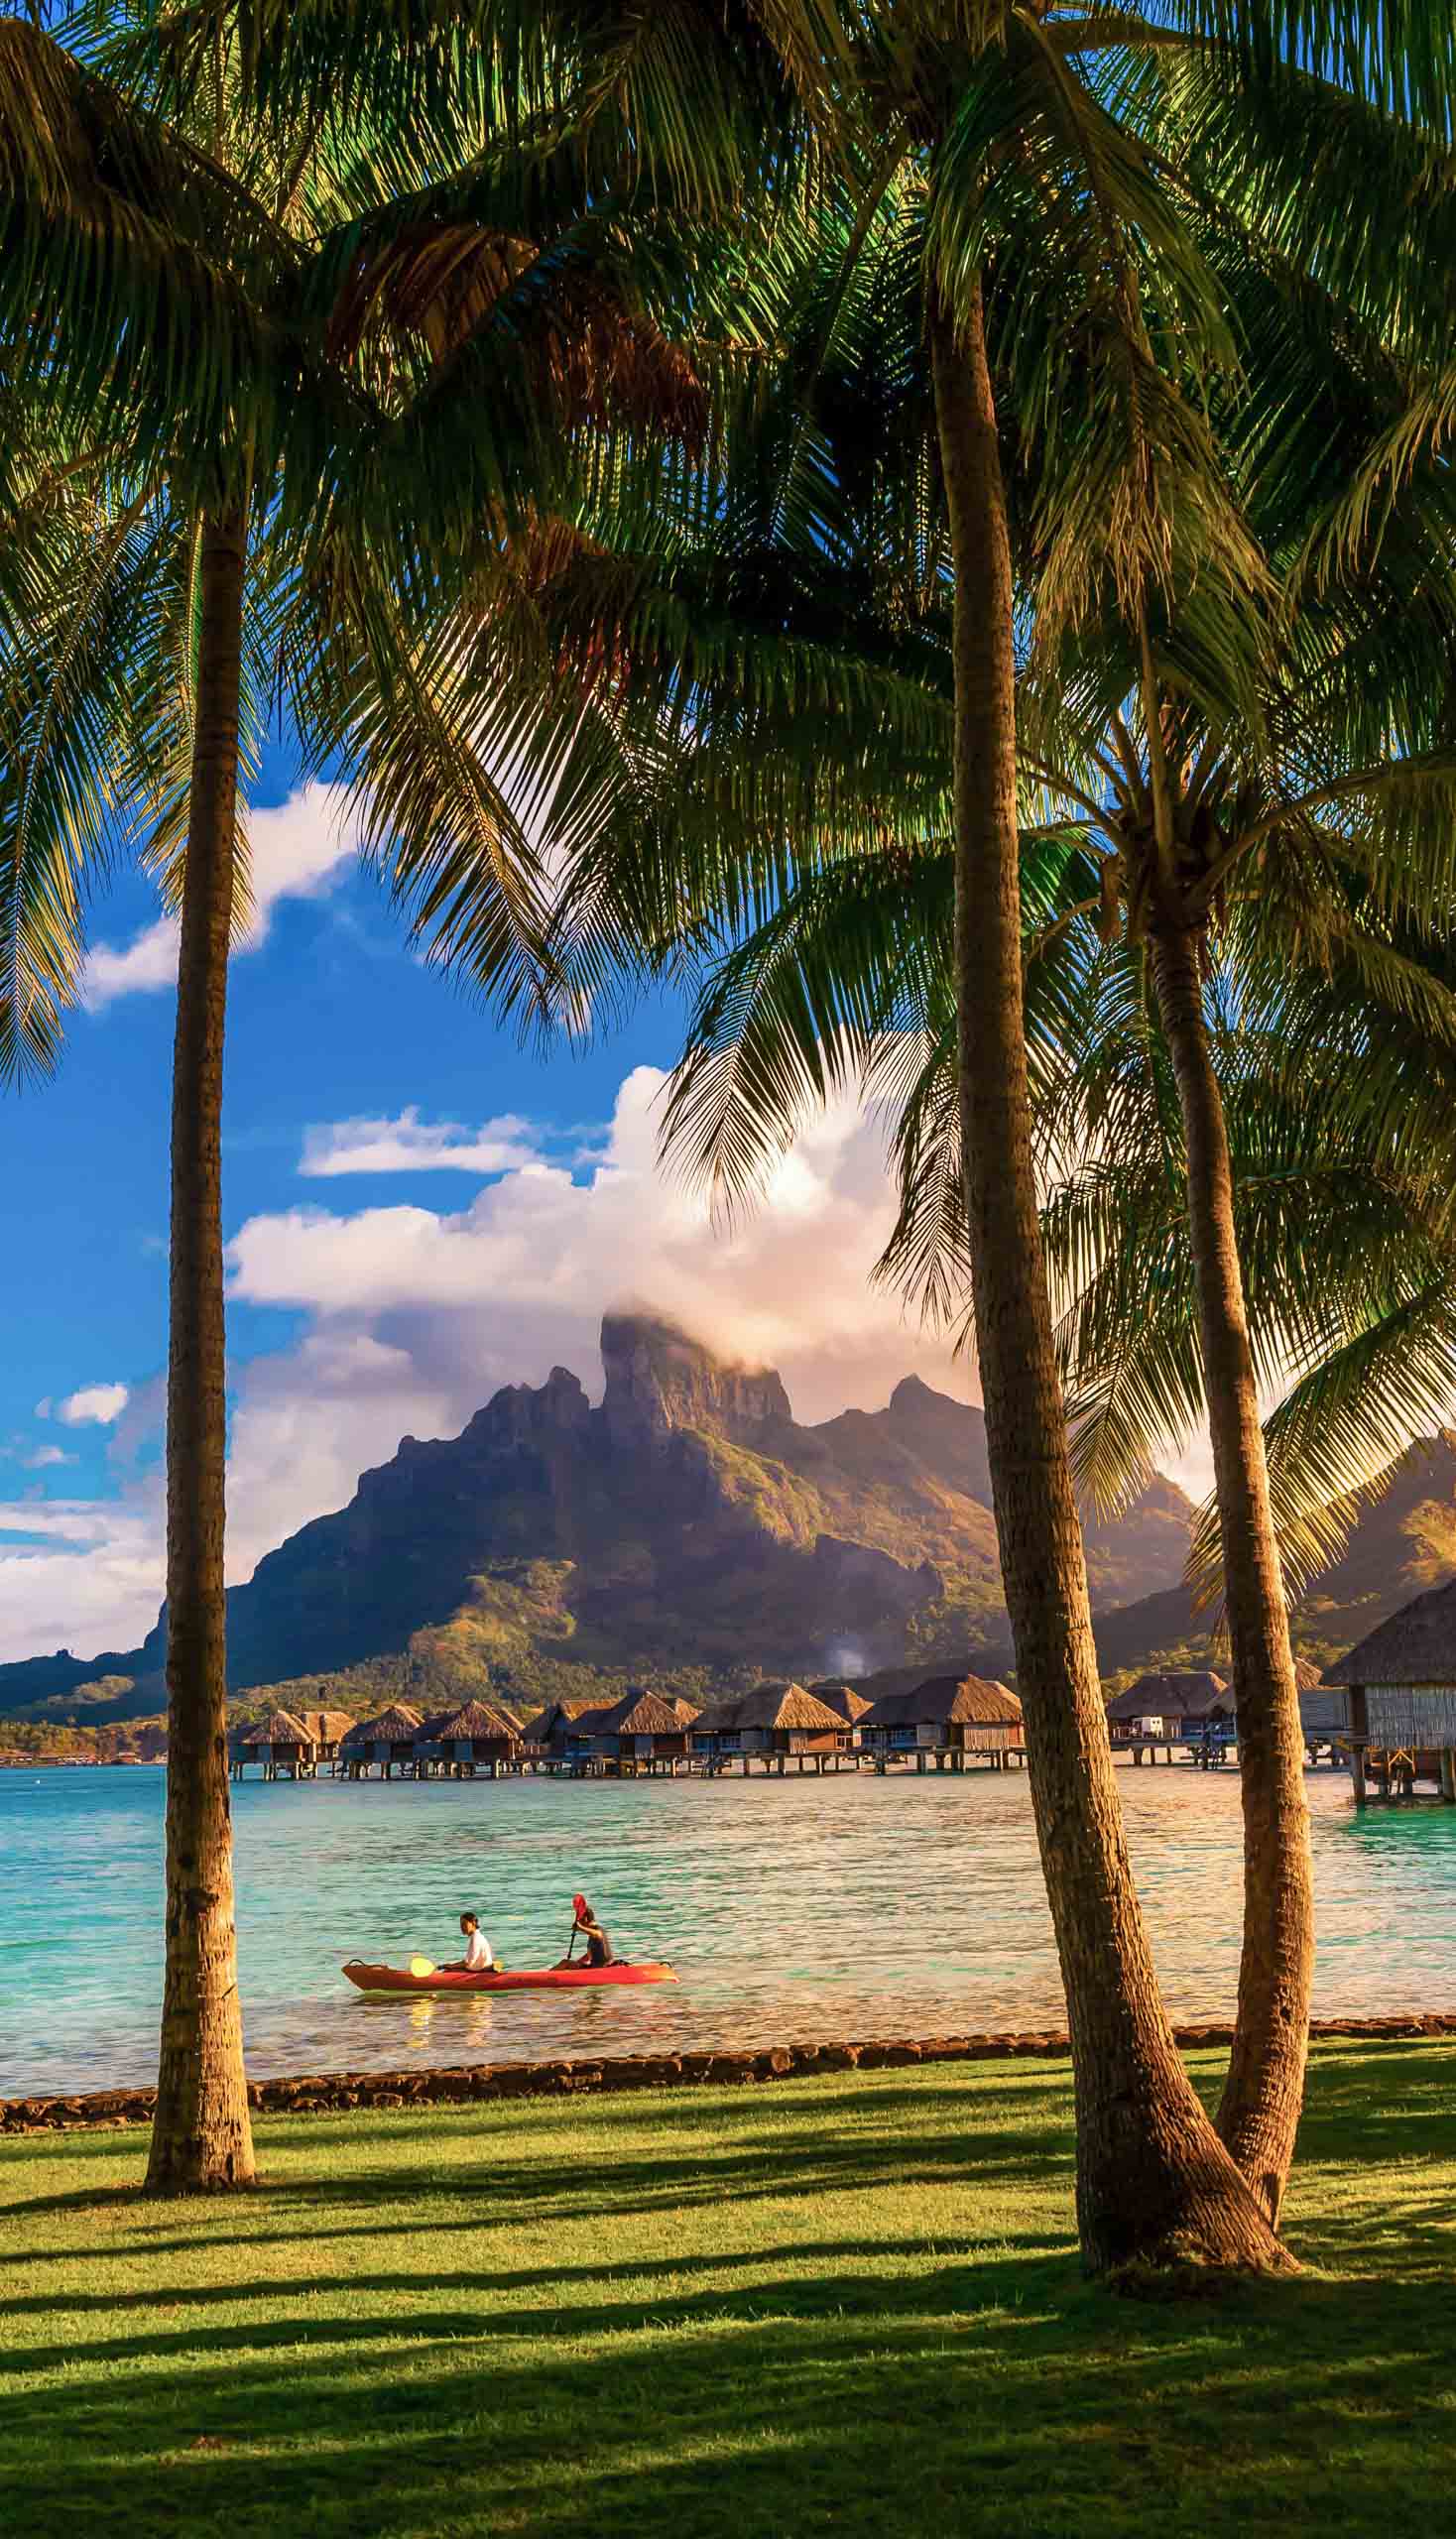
[342,1959,677,1996]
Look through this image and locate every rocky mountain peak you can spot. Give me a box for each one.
[600,1311,791,1448]
[458,1364,591,1454]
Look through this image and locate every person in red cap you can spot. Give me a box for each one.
[570,1894,614,1967]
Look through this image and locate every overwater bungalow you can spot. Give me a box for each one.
[232,1708,315,1780]
[523,1698,610,1765]
[338,1702,425,1778]
[301,1707,356,1764]
[805,1682,874,1744]
[1323,1586,1456,1803]
[691,1681,852,1773]
[568,1690,700,1775]
[417,1699,523,1776]
[1105,1670,1232,1760]
[860,1674,1024,1771]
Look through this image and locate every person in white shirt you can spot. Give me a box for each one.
[442,1911,494,1973]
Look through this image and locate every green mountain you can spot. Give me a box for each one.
[965,1430,1456,1691]
[0,1313,1195,1723]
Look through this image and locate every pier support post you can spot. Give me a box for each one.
[1442,1750,1456,1804]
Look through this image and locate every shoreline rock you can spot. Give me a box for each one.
[3,2011,1454,2136]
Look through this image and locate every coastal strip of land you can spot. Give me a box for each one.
[3,2043,1454,2539]
[6,2008,1455,2133]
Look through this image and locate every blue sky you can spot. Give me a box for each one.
[2,738,990,1663]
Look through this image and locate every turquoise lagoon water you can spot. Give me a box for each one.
[2,1762,1455,2096]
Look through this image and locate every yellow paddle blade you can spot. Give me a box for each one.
[409,1955,435,1978]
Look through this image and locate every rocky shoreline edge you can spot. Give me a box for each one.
[6,2011,1455,2136]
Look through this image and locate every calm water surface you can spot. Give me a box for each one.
[2,1763,1454,2096]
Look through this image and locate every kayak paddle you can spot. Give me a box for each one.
[409,1955,436,1977]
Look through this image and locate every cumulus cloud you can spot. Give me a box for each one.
[82,782,358,1008]
[0,1493,164,1662]
[56,1383,131,1427]
[231,1065,975,1426]
[83,918,182,1006]
[301,1108,546,1178]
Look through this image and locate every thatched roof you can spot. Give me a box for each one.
[689,1703,738,1738]
[725,1681,848,1734]
[1293,1657,1323,1692]
[303,1708,356,1742]
[562,1705,612,1738]
[599,1689,699,1737]
[431,1700,520,1743]
[806,1681,874,1724]
[1323,1577,1456,1686]
[1105,1670,1229,1723]
[340,1702,424,1748]
[537,1697,612,1733]
[242,1708,311,1747]
[864,1673,1023,1728]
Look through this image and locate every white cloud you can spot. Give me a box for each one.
[56,1383,131,1427]
[23,1445,75,1470]
[0,1493,164,1664]
[301,1108,546,1178]
[84,917,182,1005]
[231,1064,975,1426]
[82,782,358,1008]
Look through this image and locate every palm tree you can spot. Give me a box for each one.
[0,11,706,2188]
[894,11,1456,2264]
[512,192,1264,2267]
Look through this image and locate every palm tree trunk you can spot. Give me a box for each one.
[146,507,256,2194]
[930,289,1288,2275]
[1148,913,1314,2226]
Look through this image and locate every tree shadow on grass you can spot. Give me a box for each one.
[3,2084,1077,2266]
[2,2252,1454,2539]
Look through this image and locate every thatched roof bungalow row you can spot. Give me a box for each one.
[230,1666,1030,1779]
[691,1682,849,1755]
[860,1675,1024,1752]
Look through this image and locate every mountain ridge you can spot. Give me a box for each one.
[0,1312,1194,1721]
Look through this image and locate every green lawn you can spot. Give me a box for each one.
[3,2044,1453,2537]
